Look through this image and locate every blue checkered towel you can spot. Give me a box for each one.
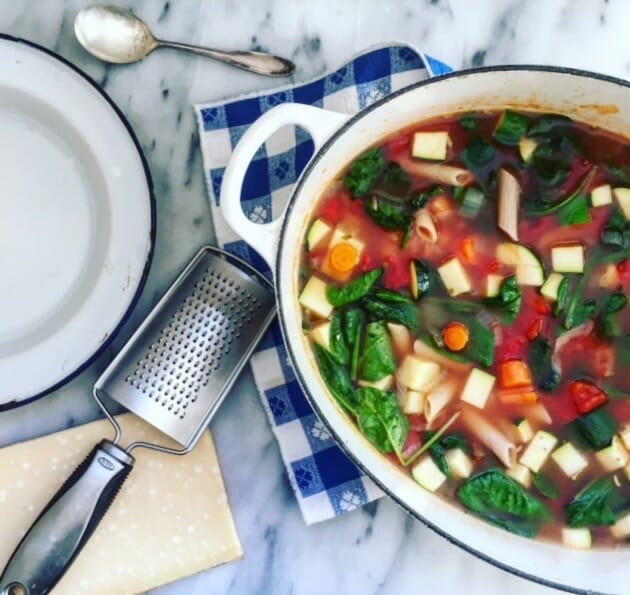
[195,44,452,524]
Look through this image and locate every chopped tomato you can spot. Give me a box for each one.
[460,236,475,264]
[569,380,608,415]
[485,260,500,274]
[319,193,347,224]
[540,393,580,425]
[402,428,422,459]
[383,257,411,290]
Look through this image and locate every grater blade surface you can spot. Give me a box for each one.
[94,247,276,448]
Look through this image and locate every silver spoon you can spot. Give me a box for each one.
[74,5,295,77]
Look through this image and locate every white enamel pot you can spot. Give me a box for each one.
[221,67,630,594]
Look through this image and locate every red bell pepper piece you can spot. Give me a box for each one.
[569,380,608,415]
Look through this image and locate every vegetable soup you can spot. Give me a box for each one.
[298,109,630,548]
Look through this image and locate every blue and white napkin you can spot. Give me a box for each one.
[195,44,452,524]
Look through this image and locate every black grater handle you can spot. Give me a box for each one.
[0,439,134,595]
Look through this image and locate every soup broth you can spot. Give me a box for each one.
[298,109,630,548]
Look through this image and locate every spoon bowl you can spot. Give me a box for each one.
[74,5,295,76]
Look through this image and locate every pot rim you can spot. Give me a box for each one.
[275,65,630,595]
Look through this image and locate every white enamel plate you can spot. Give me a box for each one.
[0,36,154,407]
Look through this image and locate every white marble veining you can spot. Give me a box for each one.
[0,1,629,594]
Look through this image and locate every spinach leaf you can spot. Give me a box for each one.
[568,299,598,329]
[557,194,591,226]
[528,337,560,391]
[553,277,569,317]
[359,321,396,381]
[494,110,528,146]
[457,469,550,537]
[344,148,385,198]
[572,407,618,450]
[459,112,477,131]
[565,476,617,528]
[327,268,383,307]
[462,316,495,367]
[343,307,365,380]
[371,162,412,200]
[600,291,628,338]
[460,135,495,170]
[355,387,409,457]
[425,431,471,478]
[527,114,573,137]
[361,295,419,331]
[409,185,442,209]
[523,168,594,215]
[603,163,630,185]
[329,311,350,366]
[373,288,413,304]
[601,209,630,251]
[532,472,560,500]
[312,344,356,414]
[482,276,521,324]
[364,195,413,231]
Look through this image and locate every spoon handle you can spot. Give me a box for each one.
[156,40,295,77]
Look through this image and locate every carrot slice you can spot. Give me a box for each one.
[460,236,475,263]
[329,242,359,274]
[442,321,469,352]
[499,359,533,389]
[498,388,539,405]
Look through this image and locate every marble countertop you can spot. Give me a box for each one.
[1,1,629,594]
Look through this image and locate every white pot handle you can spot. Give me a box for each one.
[220,103,348,268]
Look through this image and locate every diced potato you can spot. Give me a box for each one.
[540,272,565,302]
[506,463,532,488]
[595,435,629,472]
[412,131,450,161]
[551,442,589,478]
[438,257,472,296]
[411,456,447,492]
[611,511,630,539]
[402,390,425,415]
[484,274,504,298]
[518,137,538,163]
[519,430,558,473]
[299,276,333,319]
[590,184,613,208]
[613,187,630,219]
[321,228,365,281]
[396,355,441,392]
[619,424,630,450]
[309,321,331,352]
[562,527,592,549]
[551,244,585,274]
[358,375,395,391]
[514,418,534,444]
[460,368,495,409]
[444,448,473,479]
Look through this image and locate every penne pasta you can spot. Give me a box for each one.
[461,405,517,469]
[414,208,439,243]
[497,168,520,241]
[396,155,474,187]
[424,377,459,425]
